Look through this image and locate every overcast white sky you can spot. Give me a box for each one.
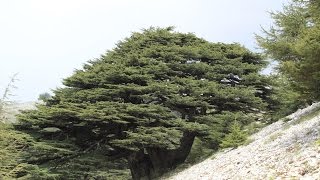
[0,0,288,102]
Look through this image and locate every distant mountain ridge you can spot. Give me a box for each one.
[1,101,36,123]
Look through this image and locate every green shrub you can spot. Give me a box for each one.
[220,121,248,148]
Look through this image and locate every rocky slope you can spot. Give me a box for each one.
[167,103,320,180]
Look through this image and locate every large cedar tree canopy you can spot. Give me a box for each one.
[17,27,271,179]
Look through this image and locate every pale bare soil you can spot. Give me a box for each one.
[167,103,320,180]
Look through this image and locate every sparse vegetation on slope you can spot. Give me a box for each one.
[166,103,320,179]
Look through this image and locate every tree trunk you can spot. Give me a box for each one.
[127,150,155,180]
[127,132,196,180]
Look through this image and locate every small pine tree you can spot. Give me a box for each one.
[220,121,248,148]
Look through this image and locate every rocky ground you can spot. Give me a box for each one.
[167,103,320,180]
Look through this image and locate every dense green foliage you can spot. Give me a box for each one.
[264,73,302,121]
[0,123,34,179]
[0,126,61,180]
[0,123,130,179]
[15,27,274,179]
[257,0,320,101]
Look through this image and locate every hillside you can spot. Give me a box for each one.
[166,103,320,179]
[1,102,36,123]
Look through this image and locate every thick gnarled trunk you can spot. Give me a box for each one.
[128,150,154,180]
[127,132,196,180]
